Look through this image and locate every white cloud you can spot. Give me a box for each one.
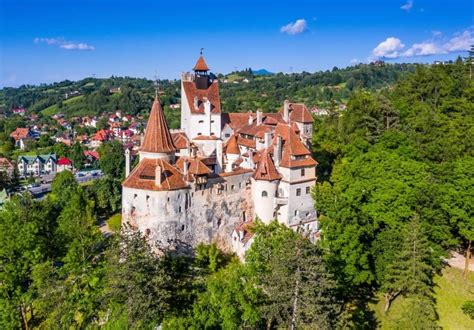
[372,37,405,59]
[371,28,473,60]
[280,19,308,35]
[350,58,360,64]
[443,30,474,52]
[34,37,95,51]
[403,42,446,57]
[401,0,413,12]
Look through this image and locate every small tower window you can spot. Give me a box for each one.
[301,168,305,176]
[306,186,310,194]
[262,191,268,197]
[296,188,301,196]
[198,120,204,123]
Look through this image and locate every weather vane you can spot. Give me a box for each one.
[200,48,204,56]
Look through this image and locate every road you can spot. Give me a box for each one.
[27,171,103,198]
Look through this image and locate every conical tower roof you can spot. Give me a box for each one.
[193,55,209,71]
[226,135,240,155]
[253,149,281,181]
[141,97,177,153]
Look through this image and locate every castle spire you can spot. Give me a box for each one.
[141,95,177,154]
[193,50,209,72]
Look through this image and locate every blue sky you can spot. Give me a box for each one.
[0,0,472,87]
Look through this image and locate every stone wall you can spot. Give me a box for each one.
[122,171,254,253]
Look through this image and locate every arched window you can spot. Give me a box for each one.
[262,191,268,198]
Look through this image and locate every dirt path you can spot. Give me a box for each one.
[443,251,474,272]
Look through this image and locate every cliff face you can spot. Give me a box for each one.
[122,172,254,253]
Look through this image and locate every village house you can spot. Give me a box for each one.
[10,127,36,150]
[91,129,114,148]
[17,154,57,177]
[57,157,73,172]
[12,107,26,116]
[0,157,15,176]
[122,55,318,257]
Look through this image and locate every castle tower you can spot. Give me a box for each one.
[139,95,177,162]
[193,54,210,89]
[251,149,281,223]
[225,134,240,172]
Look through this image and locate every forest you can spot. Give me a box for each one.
[0,59,473,329]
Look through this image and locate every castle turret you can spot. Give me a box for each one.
[251,149,281,223]
[139,95,177,162]
[193,55,211,90]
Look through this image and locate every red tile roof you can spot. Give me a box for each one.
[10,128,30,140]
[222,112,253,130]
[193,135,218,140]
[237,135,256,148]
[171,132,189,149]
[57,157,72,166]
[93,129,114,142]
[225,135,240,155]
[141,98,177,154]
[182,81,221,114]
[279,103,314,123]
[193,55,209,71]
[253,149,281,181]
[0,157,14,169]
[123,158,188,191]
[175,157,211,176]
[84,150,100,159]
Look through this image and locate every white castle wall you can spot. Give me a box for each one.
[251,178,278,223]
[122,172,254,251]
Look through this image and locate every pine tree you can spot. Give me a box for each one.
[248,222,340,329]
[382,216,437,328]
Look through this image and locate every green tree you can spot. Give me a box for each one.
[247,221,341,329]
[51,170,78,206]
[98,141,125,178]
[104,230,172,328]
[70,142,85,170]
[382,217,435,318]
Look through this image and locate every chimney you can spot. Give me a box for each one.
[283,100,290,122]
[194,96,199,110]
[216,140,223,173]
[256,110,262,125]
[125,148,131,178]
[155,165,162,186]
[248,113,253,125]
[204,99,211,114]
[264,132,272,148]
[183,159,189,176]
[274,135,282,167]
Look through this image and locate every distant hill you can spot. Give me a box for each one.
[252,69,274,76]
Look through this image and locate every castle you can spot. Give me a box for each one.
[122,55,319,256]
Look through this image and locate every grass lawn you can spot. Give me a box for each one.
[107,213,122,232]
[40,95,84,116]
[370,267,474,329]
[41,104,58,116]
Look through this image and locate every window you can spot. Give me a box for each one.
[294,210,298,216]
[211,120,215,123]
[197,132,202,136]
[296,188,301,196]
[301,168,305,176]
[210,132,215,136]
[231,185,235,190]
[262,191,268,197]
[306,186,310,194]
[225,133,230,138]
[198,120,204,123]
